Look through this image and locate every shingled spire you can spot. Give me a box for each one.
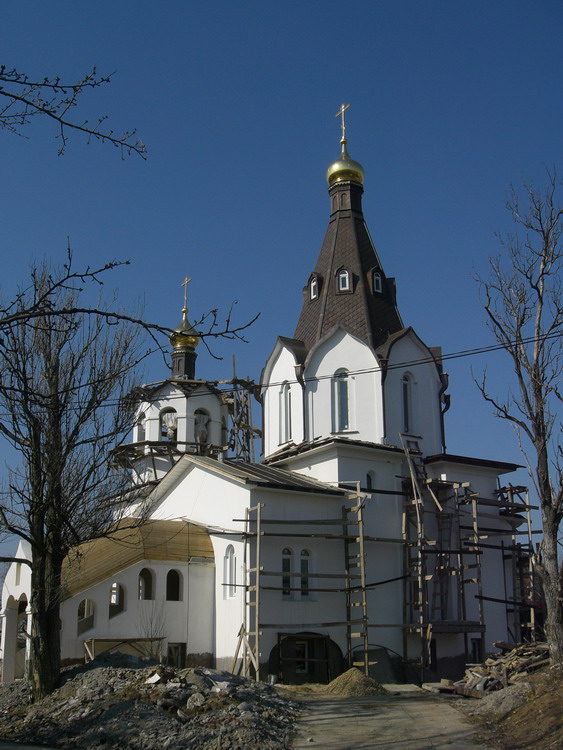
[294,106,403,352]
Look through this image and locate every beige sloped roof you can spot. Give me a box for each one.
[61,518,213,597]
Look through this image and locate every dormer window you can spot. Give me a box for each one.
[373,270,383,293]
[337,268,351,292]
[310,276,318,300]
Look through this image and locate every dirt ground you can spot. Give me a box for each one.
[284,687,493,750]
[279,665,562,750]
[0,665,560,749]
[461,667,563,750]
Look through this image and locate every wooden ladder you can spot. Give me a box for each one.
[343,488,370,675]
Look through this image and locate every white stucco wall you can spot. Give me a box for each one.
[305,329,384,445]
[149,462,252,532]
[211,535,245,670]
[383,332,444,455]
[59,557,214,663]
[0,541,32,683]
[261,343,304,458]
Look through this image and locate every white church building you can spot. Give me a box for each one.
[1,114,536,685]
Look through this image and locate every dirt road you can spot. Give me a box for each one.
[292,687,492,750]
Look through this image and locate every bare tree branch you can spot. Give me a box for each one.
[0,247,259,349]
[0,65,146,157]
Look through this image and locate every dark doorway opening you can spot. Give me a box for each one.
[269,632,344,684]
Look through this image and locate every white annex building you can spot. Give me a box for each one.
[1,113,536,685]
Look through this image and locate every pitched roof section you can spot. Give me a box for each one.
[294,180,404,353]
[61,519,213,596]
[187,455,345,496]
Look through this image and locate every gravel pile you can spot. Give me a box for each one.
[0,656,300,749]
[460,681,533,718]
[325,667,388,697]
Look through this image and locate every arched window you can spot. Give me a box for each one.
[160,409,177,441]
[16,598,28,654]
[282,547,292,598]
[194,409,210,444]
[166,569,181,601]
[373,271,382,293]
[279,382,292,444]
[366,471,377,491]
[109,582,125,618]
[337,268,350,292]
[224,545,236,598]
[136,412,146,442]
[402,373,413,433]
[77,598,95,635]
[310,276,318,300]
[138,568,154,600]
[332,370,350,432]
[300,549,310,598]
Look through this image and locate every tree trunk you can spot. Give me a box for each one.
[29,551,63,700]
[539,506,563,667]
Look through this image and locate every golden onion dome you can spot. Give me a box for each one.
[169,308,200,349]
[326,139,365,186]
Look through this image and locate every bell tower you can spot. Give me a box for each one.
[117,278,229,484]
[261,106,448,463]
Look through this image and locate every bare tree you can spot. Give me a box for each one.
[0,65,146,157]
[137,602,167,662]
[476,171,562,666]
[0,248,258,348]
[0,263,150,698]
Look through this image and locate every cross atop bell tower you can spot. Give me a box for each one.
[169,276,200,379]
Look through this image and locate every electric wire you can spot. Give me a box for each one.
[0,329,560,415]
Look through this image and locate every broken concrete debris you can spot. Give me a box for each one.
[0,655,300,749]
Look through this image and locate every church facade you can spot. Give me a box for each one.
[1,113,535,685]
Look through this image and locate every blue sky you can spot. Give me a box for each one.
[1,1,562,553]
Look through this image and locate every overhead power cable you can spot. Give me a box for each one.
[0,329,559,414]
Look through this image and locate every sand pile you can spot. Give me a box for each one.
[325,668,388,697]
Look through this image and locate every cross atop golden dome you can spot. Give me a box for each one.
[326,103,365,186]
[170,276,200,350]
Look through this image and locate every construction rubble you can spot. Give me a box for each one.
[0,654,300,749]
[451,642,551,698]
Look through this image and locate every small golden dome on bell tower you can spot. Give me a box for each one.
[169,276,199,379]
[170,310,200,350]
[326,103,365,186]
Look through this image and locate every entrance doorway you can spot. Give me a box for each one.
[269,632,344,684]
